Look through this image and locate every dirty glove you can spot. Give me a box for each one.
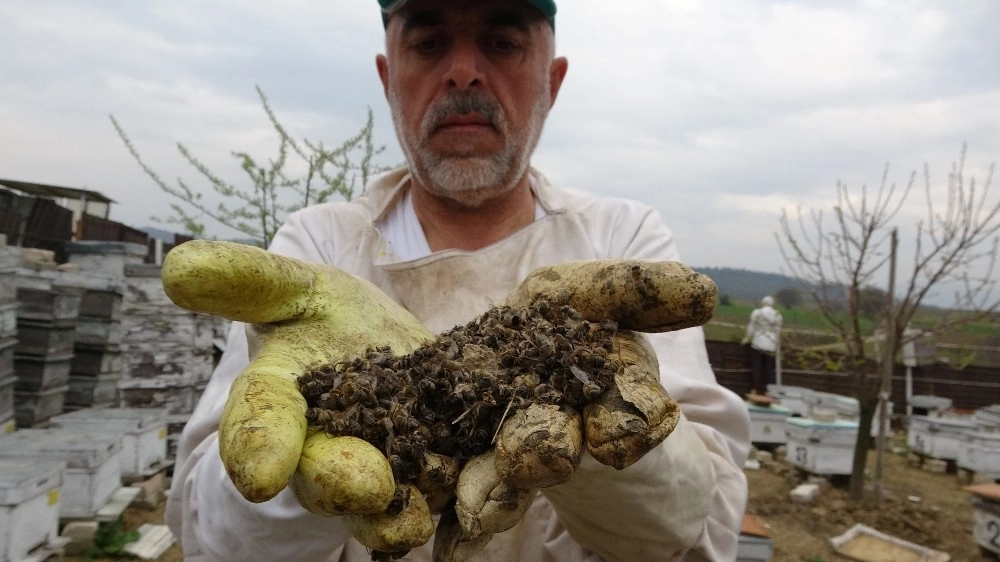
[162,240,434,515]
[436,260,718,560]
[163,243,719,561]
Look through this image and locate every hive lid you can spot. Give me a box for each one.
[965,482,1000,502]
[741,513,770,538]
[766,384,814,398]
[0,428,122,468]
[911,413,977,429]
[786,416,858,430]
[0,458,65,505]
[746,400,792,414]
[50,407,168,432]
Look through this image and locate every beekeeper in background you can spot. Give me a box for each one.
[742,295,783,393]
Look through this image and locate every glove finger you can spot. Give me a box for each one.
[344,483,435,556]
[293,431,396,515]
[162,240,318,324]
[494,402,583,489]
[503,259,717,333]
[455,450,536,538]
[584,331,679,469]
[432,509,493,562]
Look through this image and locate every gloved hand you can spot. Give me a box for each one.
[163,242,718,561]
[439,260,717,560]
[161,240,434,509]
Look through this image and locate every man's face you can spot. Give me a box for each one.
[377,0,567,207]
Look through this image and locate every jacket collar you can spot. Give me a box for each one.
[361,165,567,222]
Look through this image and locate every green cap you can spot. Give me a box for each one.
[379,1,556,27]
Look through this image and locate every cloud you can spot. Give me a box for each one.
[0,0,997,307]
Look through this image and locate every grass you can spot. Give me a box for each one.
[707,299,1000,365]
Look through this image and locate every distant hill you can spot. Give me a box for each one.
[140,226,178,242]
[693,266,808,303]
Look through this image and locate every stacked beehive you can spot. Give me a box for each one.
[63,243,148,411]
[0,246,19,435]
[11,251,84,427]
[117,263,219,458]
[65,283,125,410]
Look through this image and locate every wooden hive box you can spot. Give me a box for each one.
[50,408,168,479]
[0,428,122,519]
[0,458,65,562]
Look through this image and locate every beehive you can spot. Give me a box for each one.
[966,483,1000,557]
[747,401,792,445]
[0,428,121,518]
[50,408,168,479]
[907,414,976,461]
[958,431,1000,479]
[0,458,64,562]
[766,384,814,417]
[785,416,858,475]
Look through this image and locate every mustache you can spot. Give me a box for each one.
[426,92,502,129]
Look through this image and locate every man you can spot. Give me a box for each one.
[165,1,750,560]
[742,296,783,393]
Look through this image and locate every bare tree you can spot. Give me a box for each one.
[776,145,999,501]
[111,85,388,247]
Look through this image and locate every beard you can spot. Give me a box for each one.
[389,88,549,208]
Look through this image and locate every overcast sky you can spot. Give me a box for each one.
[1,1,998,304]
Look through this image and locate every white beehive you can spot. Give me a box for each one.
[0,375,13,424]
[909,394,953,416]
[0,458,64,562]
[0,428,121,519]
[0,413,12,437]
[966,483,1000,557]
[737,514,773,562]
[810,391,860,419]
[958,431,1000,479]
[975,405,1000,432]
[907,414,976,461]
[50,407,168,479]
[747,401,793,445]
[766,384,814,417]
[785,417,858,475]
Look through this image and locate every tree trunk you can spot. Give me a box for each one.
[849,393,878,500]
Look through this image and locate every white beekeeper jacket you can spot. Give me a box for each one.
[166,167,751,562]
[746,304,782,353]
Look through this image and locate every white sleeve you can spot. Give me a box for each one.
[542,328,750,561]
[543,199,750,560]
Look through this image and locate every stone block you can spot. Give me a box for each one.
[61,520,99,556]
[130,471,166,510]
[790,483,820,504]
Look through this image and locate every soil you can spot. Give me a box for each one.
[63,433,992,562]
[746,433,991,561]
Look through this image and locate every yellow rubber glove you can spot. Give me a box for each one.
[161,240,434,507]
[163,243,718,560]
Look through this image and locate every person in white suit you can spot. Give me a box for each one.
[742,295,783,393]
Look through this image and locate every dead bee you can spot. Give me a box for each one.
[583,381,604,401]
[533,383,563,404]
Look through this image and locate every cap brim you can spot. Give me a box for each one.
[381,0,555,27]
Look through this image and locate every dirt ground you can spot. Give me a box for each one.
[65,432,993,562]
[746,433,992,562]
